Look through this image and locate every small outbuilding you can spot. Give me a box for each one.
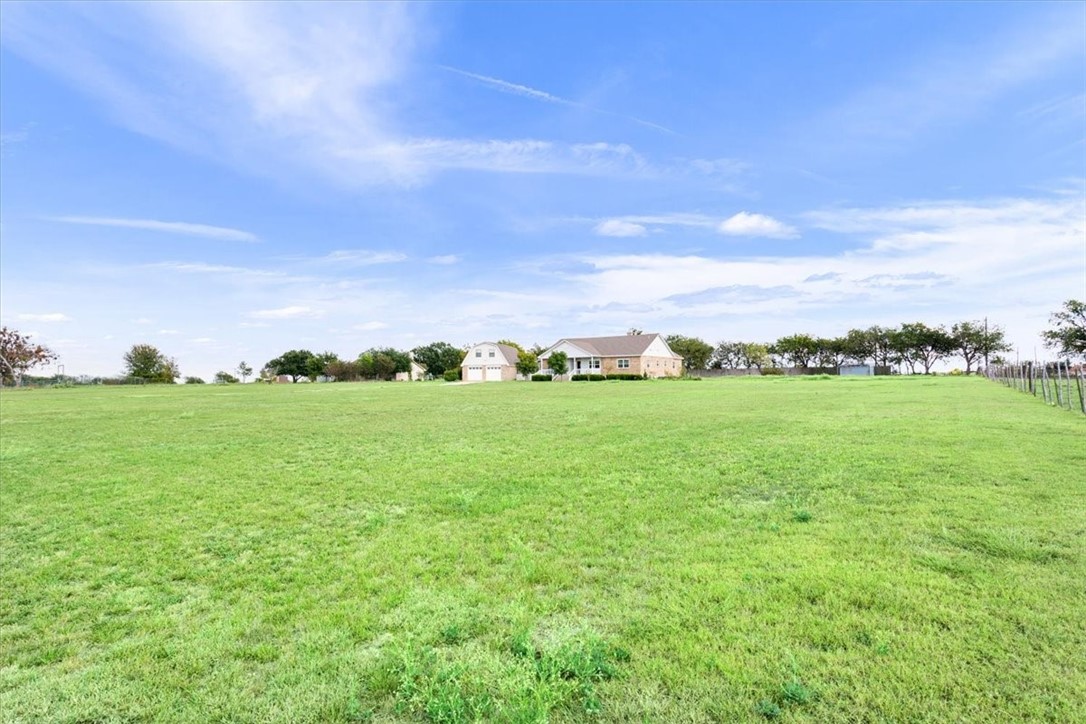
[460,342,520,382]
[839,364,874,376]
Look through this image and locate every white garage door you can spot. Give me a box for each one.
[465,366,484,381]
[485,365,504,381]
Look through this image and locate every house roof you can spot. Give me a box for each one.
[495,343,521,366]
[549,333,680,358]
[462,342,521,366]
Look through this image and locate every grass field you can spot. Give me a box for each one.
[1,376,1084,722]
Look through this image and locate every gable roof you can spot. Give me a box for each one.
[547,333,680,358]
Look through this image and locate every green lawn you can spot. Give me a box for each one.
[1,377,1084,722]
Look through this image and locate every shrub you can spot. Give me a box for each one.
[587,374,606,381]
[531,374,552,382]
[184,376,206,384]
[605,373,644,381]
[570,374,588,381]
[761,367,785,376]
[442,369,460,382]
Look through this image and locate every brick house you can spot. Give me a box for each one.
[538,333,684,378]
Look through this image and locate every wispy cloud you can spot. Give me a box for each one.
[317,251,412,269]
[591,211,797,238]
[52,216,257,242]
[353,321,389,331]
[248,305,323,320]
[440,66,675,135]
[594,219,648,237]
[1,3,665,187]
[427,254,460,265]
[147,262,283,276]
[16,312,71,322]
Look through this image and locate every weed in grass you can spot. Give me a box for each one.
[781,679,813,705]
[792,509,813,523]
[756,699,782,719]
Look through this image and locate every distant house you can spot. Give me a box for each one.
[538,333,683,378]
[460,342,520,382]
[395,360,427,382]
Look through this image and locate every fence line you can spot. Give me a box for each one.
[987,362,1086,415]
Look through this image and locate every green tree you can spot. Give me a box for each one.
[325,359,360,381]
[548,351,569,376]
[666,334,713,371]
[236,361,253,383]
[773,334,820,368]
[184,376,206,384]
[0,327,58,385]
[1042,300,1086,359]
[951,321,1012,374]
[265,349,315,383]
[307,351,340,381]
[712,341,745,369]
[214,371,239,384]
[841,328,876,365]
[358,348,411,380]
[815,337,848,369]
[515,350,539,377]
[411,342,466,377]
[893,322,955,374]
[740,343,771,369]
[123,343,178,383]
[866,326,895,369]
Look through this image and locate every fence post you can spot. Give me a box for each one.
[1078,369,1086,414]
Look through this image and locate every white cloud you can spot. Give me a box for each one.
[248,305,323,320]
[51,216,257,241]
[718,212,798,239]
[16,312,71,322]
[158,329,180,335]
[594,219,648,237]
[190,337,214,344]
[427,255,460,265]
[353,321,389,331]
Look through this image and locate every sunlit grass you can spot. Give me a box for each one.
[1,377,1083,721]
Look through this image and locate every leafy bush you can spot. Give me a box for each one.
[570,374,587,381]
[184,376,206,384]
[605,373,644,381]
[443,369,460,382]
[761,367,785,376]
[531,374,552,382]
[571,374,606,381]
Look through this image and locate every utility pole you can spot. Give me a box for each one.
[983,316,989,370]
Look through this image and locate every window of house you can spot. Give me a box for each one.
[488,351,495,357]
[590,358,600,369]
[618,359,630,369]
[475,350,482,357]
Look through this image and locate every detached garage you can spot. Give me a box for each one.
[460,342,520,382]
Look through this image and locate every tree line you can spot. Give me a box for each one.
[665,320,1020,375]
[1,301,1083,385]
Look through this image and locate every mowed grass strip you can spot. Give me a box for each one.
[1,377,1083,722]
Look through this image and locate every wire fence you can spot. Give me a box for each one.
[986,362,1086,415]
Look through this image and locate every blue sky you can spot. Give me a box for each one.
[1,1,1083,379]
